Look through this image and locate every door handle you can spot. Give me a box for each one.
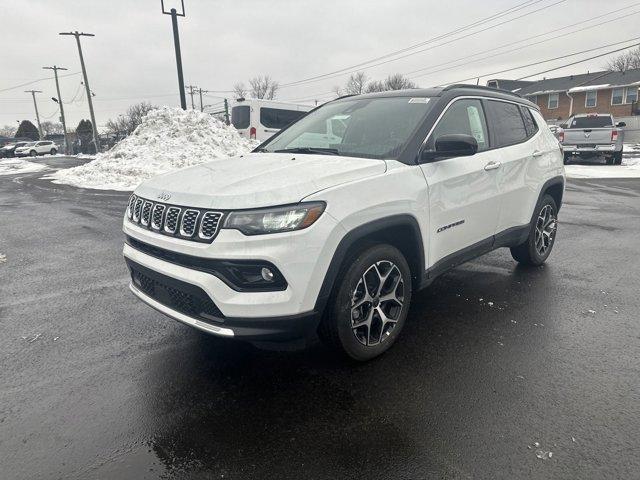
[484,161,501,171]
[532,150,544,157]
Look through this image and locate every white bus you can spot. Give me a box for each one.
[230,99,313,142]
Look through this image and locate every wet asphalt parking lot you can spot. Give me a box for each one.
[1,156,639,479]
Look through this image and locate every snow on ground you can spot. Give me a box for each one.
[47,107,258,191]
[0,158,48,176]
[565,154,640,179]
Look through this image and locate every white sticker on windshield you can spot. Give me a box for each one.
[408,97,430,104]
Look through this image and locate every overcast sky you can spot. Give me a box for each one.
[1,0,638,129]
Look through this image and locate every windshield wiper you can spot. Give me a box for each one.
[273,147,340,156]
[253,147,268,152]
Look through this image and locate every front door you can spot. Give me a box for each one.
[419,98,502,271]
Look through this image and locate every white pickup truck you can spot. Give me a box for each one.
[559,113,626,165]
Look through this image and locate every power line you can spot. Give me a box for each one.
[407,4,640,80]
[0,72,81,94]
[279,0,567,89]
[278,0,547,88]
[443,37,640,85]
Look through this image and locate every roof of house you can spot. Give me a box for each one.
[516,68,640,96]
[487,79,534,92]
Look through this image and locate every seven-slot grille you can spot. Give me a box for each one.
[126,194,223,243]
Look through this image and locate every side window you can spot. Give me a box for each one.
[427,99,489,152]
[520,106,539,138]
[260,108,306,129]
[485,100,528,147]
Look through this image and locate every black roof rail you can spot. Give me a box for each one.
[442,83,524,98]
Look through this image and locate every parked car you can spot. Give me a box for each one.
[559,113,625,165]
[231,98,312,141]
[0,141,30,158]
[123,85,565,361]
[14,140,58,157]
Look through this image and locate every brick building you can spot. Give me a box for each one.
[487,69,640,121]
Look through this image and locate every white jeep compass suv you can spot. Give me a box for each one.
[123,85,564,361]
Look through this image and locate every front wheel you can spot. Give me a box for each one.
[319,244,412,361]
[29,150,37,157]
[510,195,558,266]
[50,148,57,155]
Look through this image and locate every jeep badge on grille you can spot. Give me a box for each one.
[157,192,172,201]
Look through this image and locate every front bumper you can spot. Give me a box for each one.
[122,211,344,341]
[563,144,617,153]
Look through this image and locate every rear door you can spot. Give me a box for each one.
[420,98,502,269]
[483,100,546,232]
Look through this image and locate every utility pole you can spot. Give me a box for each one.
[42,66,70,154]
[59,31,100,152]
[197,88,209,112]
[224,99,230,125]
[25,90,44,139]
[185,85,197,109]
[161,0,187,110]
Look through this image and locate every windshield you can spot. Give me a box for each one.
[21,142,36,147]
[571,116,613,128]
[259,96,433,160]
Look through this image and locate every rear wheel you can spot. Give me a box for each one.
[563,152,571,165]
[319,244,412,361]
[510,195,558,266]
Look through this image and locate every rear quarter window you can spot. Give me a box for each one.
[485,100,528,147]
[520,106,539,137]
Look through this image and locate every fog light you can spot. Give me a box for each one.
[261,267,274,282]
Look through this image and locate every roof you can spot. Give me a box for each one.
[487,79,534,92]
[339,84,537,108]
[517,68,640,96]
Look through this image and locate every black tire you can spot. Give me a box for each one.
[563,153,571,165]
[606,155,615,165]
[318,244,412,361]
[29,150,37,157]
[50,148,57,155]
[510,194,558,266]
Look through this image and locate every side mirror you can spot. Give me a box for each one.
[422,134,478,162]
[616,121,626,127]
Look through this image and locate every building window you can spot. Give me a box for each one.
[625,87,638,104]
[548,93,559,109]
[585,90,597,108]
[611,88,624,105]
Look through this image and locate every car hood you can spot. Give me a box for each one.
[135,152,387,209]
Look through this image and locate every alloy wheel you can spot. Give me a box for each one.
[350,260,405,346]
[534,204,557,256]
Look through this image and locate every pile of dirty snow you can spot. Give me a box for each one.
[48,107,258,190]
[0,158,48,176]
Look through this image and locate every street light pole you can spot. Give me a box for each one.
[25,90,44,139]
[59,31,100,152]
[42,66,70,154]
[161,0,187,110]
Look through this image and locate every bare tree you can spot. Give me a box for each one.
[249,75,279,99]
[233,82,247,99]
[344,72,368,95]
[40,121,64,136]
[606,47,640,72]
[105,102,156,137]
[333,85,343,97]
[0,125,16,137]
[364,73,416,93]
[383,73,416,90]
[365,80,386,93]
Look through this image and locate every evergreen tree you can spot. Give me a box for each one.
[15,120,39,140]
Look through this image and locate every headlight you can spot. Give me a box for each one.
[223,202,325,235]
